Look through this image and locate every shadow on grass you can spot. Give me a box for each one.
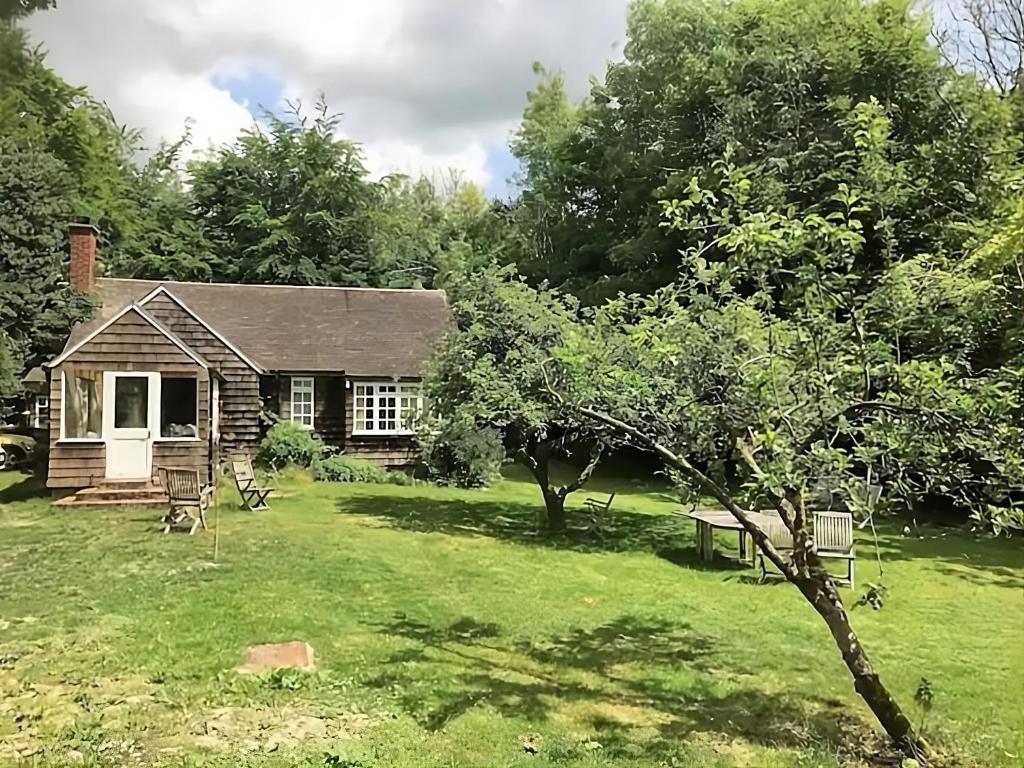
[338,493,689,555]
[0,474,47,504]
[368,613,859,759]
[870,529,1024,589]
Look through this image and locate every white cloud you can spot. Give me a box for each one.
[26,0,628,190]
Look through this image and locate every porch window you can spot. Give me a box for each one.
[353,382,423,435]
[63,371,103,439]
[32,395,49,429]
[160,377,198,438]
[290,377,315,429]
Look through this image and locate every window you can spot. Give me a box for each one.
[63,371,103,439]
[354,382,423,435]
[161,376,198,438]
[114,376,149,428]
[32,395,49,429]
[290,377,315,429]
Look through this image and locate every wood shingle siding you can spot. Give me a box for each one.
[47,307,212,489]
[143,292,262,456]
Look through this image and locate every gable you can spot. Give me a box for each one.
[51,305,206,369]
[141,288,263,373]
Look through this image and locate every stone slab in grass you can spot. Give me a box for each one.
[239,642,315,674]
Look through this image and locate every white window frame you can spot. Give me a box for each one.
[352,381,423,436]
[32,394,49,429]
[58,370,104,443]
[290,376,315,429]
[156,374,202,442]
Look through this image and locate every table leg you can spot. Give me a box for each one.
[702,522,714,563]
[695,520,704,560]
[738,529,747,563]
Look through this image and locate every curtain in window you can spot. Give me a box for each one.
[64,371,102,438]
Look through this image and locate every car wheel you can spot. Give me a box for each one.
[0,448,8,471]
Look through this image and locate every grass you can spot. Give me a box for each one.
[0,467,1022,768]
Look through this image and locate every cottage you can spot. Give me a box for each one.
[43,223,449,500]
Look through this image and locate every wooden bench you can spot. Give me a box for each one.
[757,511,855,587]
[157,467,213,535]
[231,456,271,511]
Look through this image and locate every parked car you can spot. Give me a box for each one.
[0,432,36,471]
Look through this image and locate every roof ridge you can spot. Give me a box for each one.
[99,277,445,294]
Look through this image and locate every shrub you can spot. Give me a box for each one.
[419,418,505,488]
[257,421,324,469]
[313,454,407,484]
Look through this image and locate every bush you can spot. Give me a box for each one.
[419,418,505,488]
[257,421,324,469]
[313,454,409,485]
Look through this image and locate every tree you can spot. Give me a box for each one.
[423,266,603,531]
[0,139,92,369]
[938,0,1023,96]
[188,99,382,286]
[370,173,511,288]
[544,125,1024,754]
[512,0,1017,304]
[0,0,54,22]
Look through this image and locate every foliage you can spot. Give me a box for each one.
[417,416,505,488]
[0,0,54,21]
[257,420,324,470]
[187,99,381,286]
[0,331,20,415]
[423,265,602,529]
[0,139,93,369]
[311,454,410,485]
[511,0,1019,303]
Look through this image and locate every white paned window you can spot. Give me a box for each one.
[354,382,423,435]
[290,377,315,429]
[32,395,49,429]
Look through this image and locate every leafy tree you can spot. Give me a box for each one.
[102,131,221,281]
[423,266,603,531]
[512,0,1018,303]
[0,0,54,22]
[0,330,19,399]
[188,99,381,286]
[371,174,510,288]
[0,139,92,369]
[549,135,1024,755]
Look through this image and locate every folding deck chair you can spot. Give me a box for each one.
[231,456,271,511]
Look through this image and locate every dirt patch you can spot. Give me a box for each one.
[189,704,373,754]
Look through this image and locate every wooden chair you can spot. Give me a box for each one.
[757,514,794,582]
[582,493,615,535]
[814,510,856,588]
[158,467,213,535]
[231,456,271,511]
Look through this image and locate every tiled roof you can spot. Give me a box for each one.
[64,279,449,377]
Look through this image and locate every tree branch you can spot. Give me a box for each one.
[557,440,605,498]
[577,405,799,580]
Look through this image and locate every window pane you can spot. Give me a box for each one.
[114,377,148,429]
[161,377,198,437]
[64,372,102,438]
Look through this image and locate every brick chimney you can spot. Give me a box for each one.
[68,220,99,293]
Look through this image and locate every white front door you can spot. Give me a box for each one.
[103,372,159,479]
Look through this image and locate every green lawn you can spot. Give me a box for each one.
[0,469,1021,768]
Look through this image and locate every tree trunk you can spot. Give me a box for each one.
[577,405,928,759]
[795,576,925,756]
[520,436,603,533]
[542,489,567,532]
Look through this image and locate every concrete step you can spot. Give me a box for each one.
[53,483,169,508]
[53,497,168,509]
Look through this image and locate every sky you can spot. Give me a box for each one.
[26,1,631,199]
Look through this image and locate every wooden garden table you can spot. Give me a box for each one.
[673,508,773,565]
